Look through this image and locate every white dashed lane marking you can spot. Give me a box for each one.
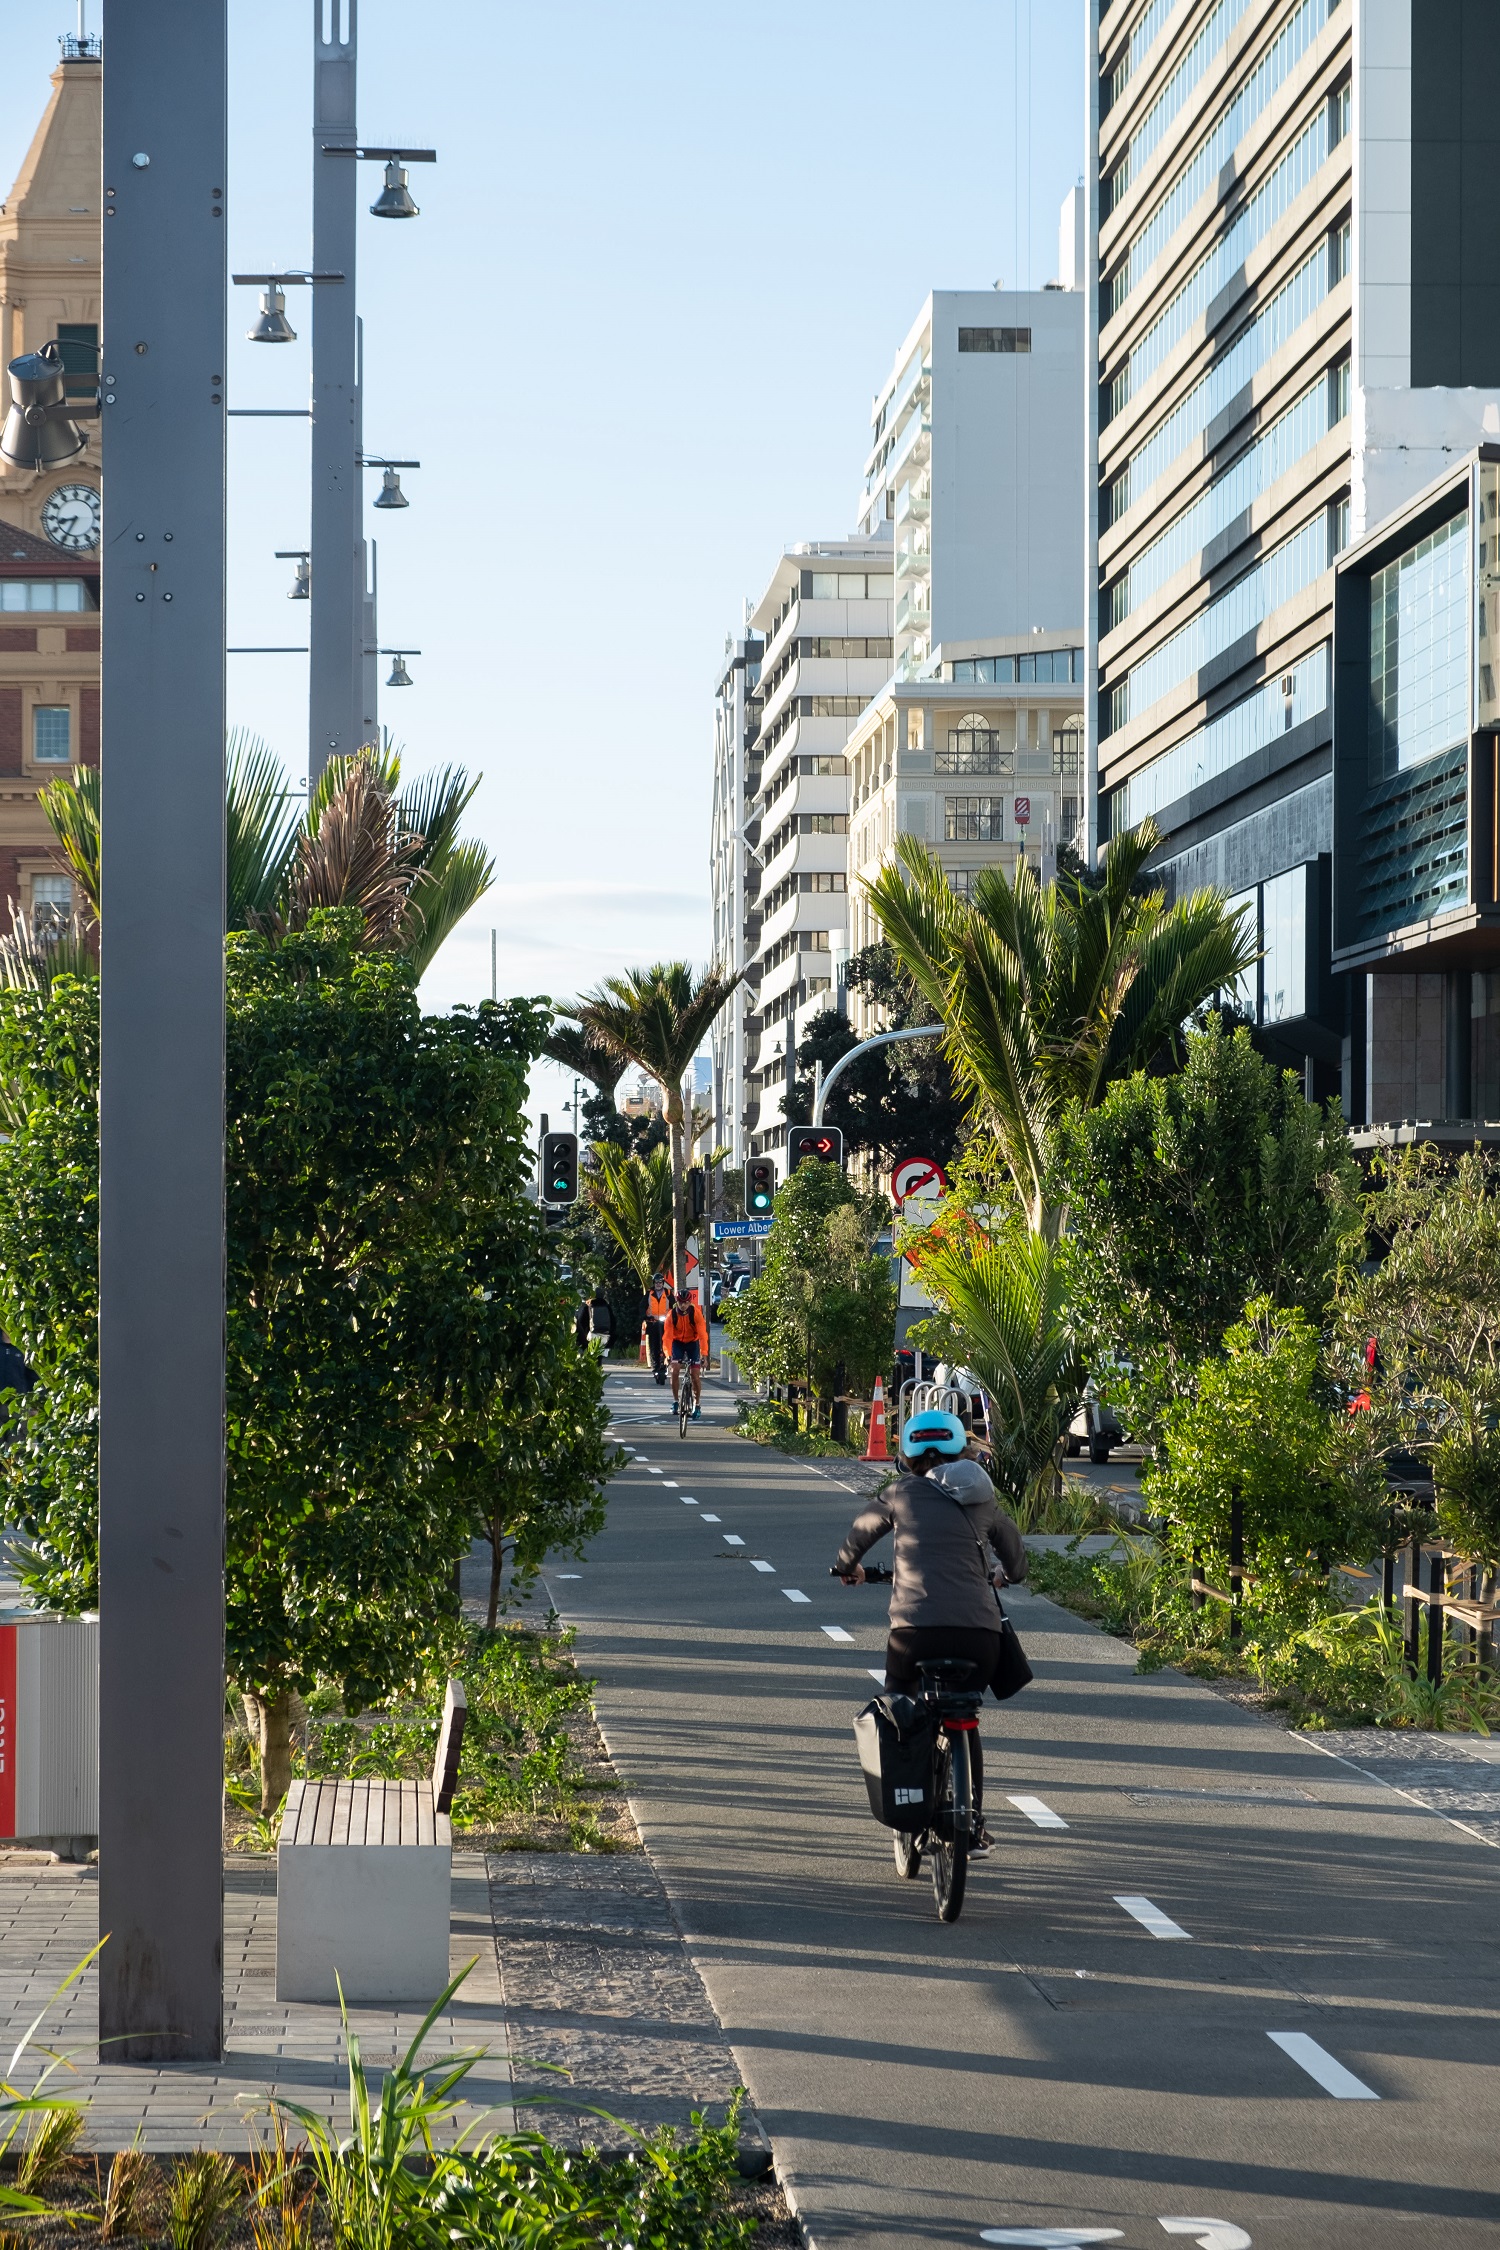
[821,1625,854,1642]
[750,1560,775,1573]
[663,1480,678,1487]
[1115,1895,1190,1940]
[681,1498,698,1506]
[1267,2031,1379,2099]
[701,1513,721,1523]
[723,1535,745,1547]
[1009,1795,1068,1830]
[783,1589,811,1604]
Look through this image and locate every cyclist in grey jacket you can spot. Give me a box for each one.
[834,1407,1031,1853]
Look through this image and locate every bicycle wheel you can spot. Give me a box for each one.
[929,1733,969,1923]
[893,1829,922,1880]
[678,1381,692,1439]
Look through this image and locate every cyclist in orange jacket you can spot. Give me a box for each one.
[665,1287,708,1419]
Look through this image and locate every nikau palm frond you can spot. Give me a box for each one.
[36,768,100,924]
[864,820,1257,1231]
[913,1219,1080,1507]
[587,1142,674,1293]
[226,731,301,929]
[542,1023,628,1100]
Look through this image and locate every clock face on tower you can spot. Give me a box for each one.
[41,483,100,552]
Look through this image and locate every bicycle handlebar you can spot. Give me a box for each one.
[830,1563,893,1582]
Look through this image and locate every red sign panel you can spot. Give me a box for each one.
[1013,795,1031,827]
[0,1627,17,1839]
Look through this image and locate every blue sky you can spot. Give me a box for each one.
[3,2,1084,1132]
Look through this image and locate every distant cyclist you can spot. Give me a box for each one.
[833,1408,1029,1854]
[665,1286,708,1419]
[645,1272,672,1385]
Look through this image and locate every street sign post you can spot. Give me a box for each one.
[891,1155,947,1204]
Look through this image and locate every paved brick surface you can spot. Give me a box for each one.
[0,1852,511,2151]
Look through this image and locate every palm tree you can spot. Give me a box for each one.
[587,1142,674,1294]
[37,740,493,973]
[864,820,1255,1232]
[913,1217,1080,1512]
[570,962,742,1291]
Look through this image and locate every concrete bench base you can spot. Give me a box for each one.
[276,1779,453,2005]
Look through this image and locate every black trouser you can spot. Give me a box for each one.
[645,1318,665,1375]
[884,1624,1001,1813]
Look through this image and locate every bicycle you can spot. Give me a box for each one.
[677,1370,694,1439]
[835,1566,985,1923]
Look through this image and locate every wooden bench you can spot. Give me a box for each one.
[275,1680,467,2005]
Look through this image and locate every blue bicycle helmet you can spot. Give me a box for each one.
[900,1408,967,1462]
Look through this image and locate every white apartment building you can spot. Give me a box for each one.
[856,275,1086,681]
[846,634,1086,1028]
[719,541,894,1161]
[709,624,763,1164]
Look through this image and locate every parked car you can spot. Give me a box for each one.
[1065,1372,1128,1464]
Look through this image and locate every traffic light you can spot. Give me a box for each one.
[539,1130,579,1204]
[746,1158,776,1216]
[787,1124,844,1169]
[686,1166,706,1222]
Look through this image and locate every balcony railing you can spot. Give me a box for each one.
[895,478,931,525]
[895,587,931,636]
[936,746,1014,775]
[895,537,931,579]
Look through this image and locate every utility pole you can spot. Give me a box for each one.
[309,0,365,782]
[98,0,227,2062]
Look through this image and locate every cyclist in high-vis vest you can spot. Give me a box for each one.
[665,1288,708,1419]
[645,1273,672,1385]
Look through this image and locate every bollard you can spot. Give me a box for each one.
[1427,1549,1445,1686]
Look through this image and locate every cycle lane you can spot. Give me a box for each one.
[543,1368,1500,2250]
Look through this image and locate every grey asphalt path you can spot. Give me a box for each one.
[543,1365,1500,2250]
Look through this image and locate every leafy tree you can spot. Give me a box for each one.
[1055,1019,1360,1449]
[863,820,1256,1231]
[568,962,741,1291]
[908,1215,1080,1510]
[1334,1148,1500,1567]
[723,1160,895,1405]
[1143,1300,1385,1635]
[0,914,611,1808]
[787,948,963,1172]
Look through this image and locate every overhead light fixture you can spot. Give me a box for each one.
[370,160,419,220]
[232,270,345,344]
[275,549,310,600]
[383,649,418,687]
[248,285,295,344]
[0,340,97,470]
[373,467,407,509]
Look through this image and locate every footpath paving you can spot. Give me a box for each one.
[545,1362,1500,2250]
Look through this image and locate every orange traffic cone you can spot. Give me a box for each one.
[863,1376,890,1462]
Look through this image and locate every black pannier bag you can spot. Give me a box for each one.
[853,1694,936,1831]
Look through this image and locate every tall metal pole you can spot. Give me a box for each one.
[99,0,227,2063]
[310,0,364,783]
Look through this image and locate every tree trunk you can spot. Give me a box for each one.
[668,1098,687,1292]
[243,1688,299,1814]
[486,1513,504,1632]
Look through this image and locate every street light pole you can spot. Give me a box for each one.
[99,0,227,2063]
[309,0,366,782]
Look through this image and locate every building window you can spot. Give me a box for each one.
[802,637,892,659]
[950,650,1083,684]
[945,796,1006,842]
[809,696,866,718]
[0,581,89,612]
[31,873,74,933]
[1261,867,1308,1023]
[33,706,71,763]
[803,814,846,835]
[1368,511,1470,781]
[807,571,894,601]
[939,719,1012,776]
[1053,725,1084,776]
[958,328,1031,353]
[805,872,845,892]
[1331,355,1351,426]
